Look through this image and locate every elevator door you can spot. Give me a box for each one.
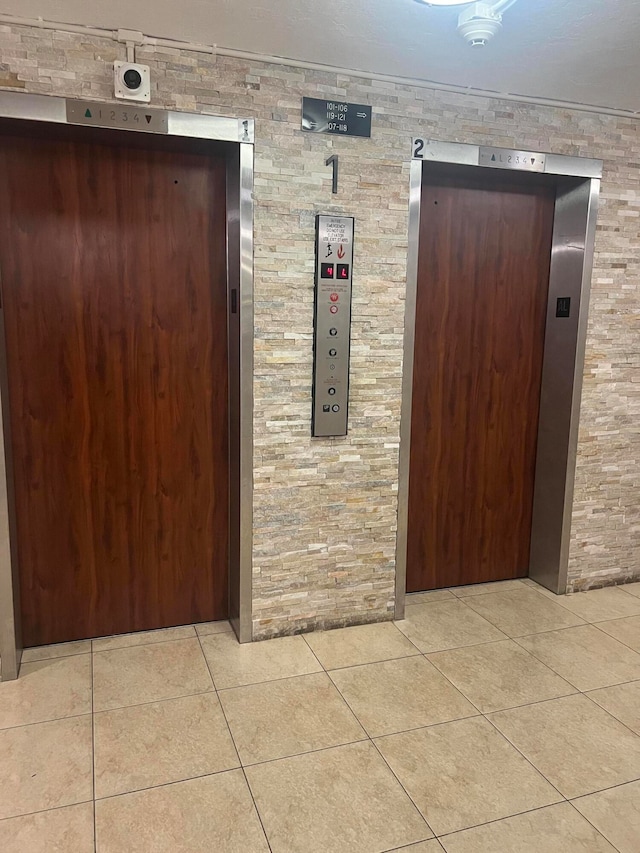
[0,129,229,646]
[407,168,555,592]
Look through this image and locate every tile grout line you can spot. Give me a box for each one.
[92,686,217,716]
[447,592,640,650]
[426,677,582,717]
[91,630,201,655]
[455,590,587,636]
[301,627,435,841]
[580,688,640,743]
[300,619,427,663]
[0,709,94,733]
[238,736,372,770]
[307,672,373,739]
[194,632,274,853]
[511,635,640,694]
[94,766,257,803]
[449,580,528,599]
[90,649,97,853]
[388,643,583,824]
[372,720,583,845]
[298,628,334,667]
[507,635,594,691]
[433,800,584,840]
[481,687,640,801]
[588,612,640,625]
[367,730,436,842]
[325,670,481,733]
[407,597,514,644]
[591,618,640,656]
[510,621,589,640]
[586,674,640,694]
[409,635,514,653]
[389,619,429,656]
[401,587,620,654]
[20,649,92,664]
[479,711,568,803]
[215,668,332,691]
[568,776,640,803]
[311,649,424,672]
[515,616,640,641]
[401,591,595,809]
[0,799,95,825]
[322,653,442,834]
[565,800,625,853]
[300,631,328,671]
[322,651,424,674]
[425,637,578,699]
[432,801,615,846]
[192,635,238,762]
[416,649,560,717]
[16,622,230,668]
[523,583,640,624]
[384,837,446,852]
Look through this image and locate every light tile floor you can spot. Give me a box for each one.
[1,580,640,851]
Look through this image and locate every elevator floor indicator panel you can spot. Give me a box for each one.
[312,215,354,437]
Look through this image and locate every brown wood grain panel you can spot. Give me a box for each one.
[0,130,228,645]
[407,168,555,591]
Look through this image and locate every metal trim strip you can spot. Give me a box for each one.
[394,160,423,620]
[412,138,603,179]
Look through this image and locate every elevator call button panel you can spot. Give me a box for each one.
[312,215,354,437]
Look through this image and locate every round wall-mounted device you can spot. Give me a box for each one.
[114,61,151,103]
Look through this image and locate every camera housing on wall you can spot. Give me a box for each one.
[114,61,151,103]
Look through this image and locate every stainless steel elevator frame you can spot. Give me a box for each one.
[0,92,255,680]
[395,142,602,620]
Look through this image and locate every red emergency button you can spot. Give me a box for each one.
[330,293,339,302]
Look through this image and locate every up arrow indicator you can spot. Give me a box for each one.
[84,109,92,118]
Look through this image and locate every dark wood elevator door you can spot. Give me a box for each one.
[407,168,555,592]
[0,128,229,646]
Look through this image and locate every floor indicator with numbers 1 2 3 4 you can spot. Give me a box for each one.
[312,215,355,437]
[66,99,169,134]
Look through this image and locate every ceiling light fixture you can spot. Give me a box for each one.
[416,0,518,47]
